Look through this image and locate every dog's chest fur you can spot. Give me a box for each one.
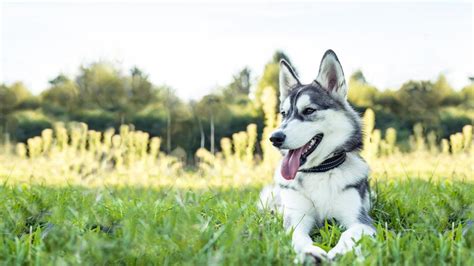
[275,152,370,222]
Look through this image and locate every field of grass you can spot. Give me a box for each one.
[0,180,473,265]
[0,123,473,265]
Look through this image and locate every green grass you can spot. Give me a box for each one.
[0,180,473,265]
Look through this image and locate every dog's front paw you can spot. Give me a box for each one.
[327,241,360,260]
[327,246,345,260]
[297,246,329,264]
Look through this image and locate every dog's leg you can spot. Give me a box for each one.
[286,211,328,263]
[328,190,376,260]
[327,222,375,259]
[281,190,328,263]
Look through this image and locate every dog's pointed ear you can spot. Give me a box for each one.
[315,50,347,99]
[279,59,300,102]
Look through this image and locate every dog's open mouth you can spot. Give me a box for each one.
[281,134,323,180]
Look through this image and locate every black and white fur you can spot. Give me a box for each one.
[259,50,375,262]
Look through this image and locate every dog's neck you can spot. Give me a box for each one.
[299,151,346,173]
[304,122,361,169]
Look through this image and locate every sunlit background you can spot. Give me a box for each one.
[0,0,473,157]
[2,1,473,99]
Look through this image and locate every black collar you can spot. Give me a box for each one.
[298,152,346,173]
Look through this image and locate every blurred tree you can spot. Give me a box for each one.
[41,74,79,115]
[375,89,399,112]
[0,82,34,134]
[190,101,205,149]
[129,67,156,108]
[9,82,32,105]
[196,94,227,153]
[49,74,69,85]
[76,62,128,115]
[75,63,158,123]
[460,84,474,108]
[223,67,252,103]
[156,86,191,153]
[433,74,461,106]
[9,110,52,142]
[0,84,17,133]
[433,74,453,97]
[350,70,367,84]
[348,70,378,107]
[396,80,441,124]
[12,82,40,110]
[255,51,295,108]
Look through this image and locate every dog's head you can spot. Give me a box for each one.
[270,50,362,180]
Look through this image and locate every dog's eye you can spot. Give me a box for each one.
[302,108,316,115]
[280,111,286,117]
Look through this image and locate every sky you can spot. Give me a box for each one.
[1,1,473,100]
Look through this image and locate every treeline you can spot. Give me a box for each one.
[1,51,473,158]
[0,62,261,159]
[348,70,473,143]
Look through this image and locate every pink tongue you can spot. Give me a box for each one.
[281,147,305,180]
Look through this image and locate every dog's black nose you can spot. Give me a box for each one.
[269,131,286,147]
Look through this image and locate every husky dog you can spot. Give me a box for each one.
[259,50,375,262]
